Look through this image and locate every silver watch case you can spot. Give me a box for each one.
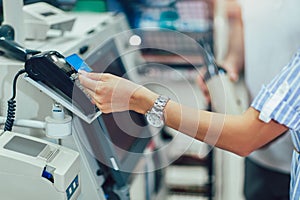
[145,95,169,128]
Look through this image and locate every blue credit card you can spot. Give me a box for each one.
[65,54,93,72]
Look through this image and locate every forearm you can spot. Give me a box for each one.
[165,102,287,156]
[163,100,249,155]
[131,89,288,156]
[225,1,244,71]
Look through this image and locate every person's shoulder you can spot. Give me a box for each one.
[283,49,300,72]
[292,48,300,59]
[295,48,300,57]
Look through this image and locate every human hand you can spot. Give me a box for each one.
[196,59,241,104]
[78,70,158,114]
[220,58,241,82]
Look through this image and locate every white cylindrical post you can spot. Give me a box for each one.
[45,103,72,139]
[2,0,25,45]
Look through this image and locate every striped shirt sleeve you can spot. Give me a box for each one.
[251,49,300,131]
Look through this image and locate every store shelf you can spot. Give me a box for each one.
[142,53,204,66]
[167,193,209,200]
[165,165,209,194]
[164,149,214,198]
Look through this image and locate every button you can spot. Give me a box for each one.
[79,45,89,55]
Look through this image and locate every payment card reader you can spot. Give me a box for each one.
[0,130,80,200]
[24,51,100,123]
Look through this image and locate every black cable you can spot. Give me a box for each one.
[4,69,26,131]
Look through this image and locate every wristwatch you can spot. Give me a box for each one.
[145,95,170,128]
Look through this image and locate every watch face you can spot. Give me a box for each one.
[146,112,164,128]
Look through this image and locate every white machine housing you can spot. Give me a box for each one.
[23,2,76,40]
[0,130,80,200]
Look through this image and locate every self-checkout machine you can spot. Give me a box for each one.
[0,1,157,199]
[0,1,97,200]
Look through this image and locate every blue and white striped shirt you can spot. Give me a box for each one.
[251,48,300,199]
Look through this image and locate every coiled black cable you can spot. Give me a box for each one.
[4,69,26,131]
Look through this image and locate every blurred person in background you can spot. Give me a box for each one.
[198,0,300,199]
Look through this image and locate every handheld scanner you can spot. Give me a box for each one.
[0,37,40,61]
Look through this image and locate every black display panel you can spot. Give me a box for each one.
[84,39,152,181]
